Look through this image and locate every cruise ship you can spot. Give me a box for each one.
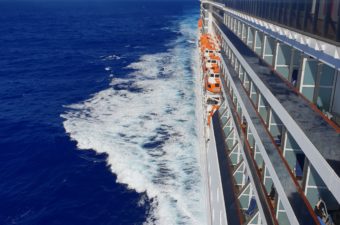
[198,0,340,224]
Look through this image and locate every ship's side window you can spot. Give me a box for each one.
[215,84,220,87]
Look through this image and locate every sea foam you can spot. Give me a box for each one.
[62,14,206,225]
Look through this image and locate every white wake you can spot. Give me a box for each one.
[62,14,206,225]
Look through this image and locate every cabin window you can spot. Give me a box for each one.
[215,84,220,87]
[210,74,214,77]
[208,84,211,88]
[216,75,220,78]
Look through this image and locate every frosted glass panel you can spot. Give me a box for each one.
[320,65,335,86]
[317,87,332,111]
[302,87,314,101]
[303,61,317,85]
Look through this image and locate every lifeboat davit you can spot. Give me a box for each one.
[207,105,220,126]
[206,94,221,106]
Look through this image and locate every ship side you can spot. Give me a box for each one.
[198,1,340,225]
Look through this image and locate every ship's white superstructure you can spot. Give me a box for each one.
[199,1,340,225]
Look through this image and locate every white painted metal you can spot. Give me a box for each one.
[214,19,340,204]
[220,57,300,225]
[220,85,269,225]
[206,124,228,225]
[201,0,340,70]
[197,19,228,223]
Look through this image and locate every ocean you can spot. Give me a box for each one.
[0,1,206,224]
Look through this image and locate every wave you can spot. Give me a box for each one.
[61,14,206,225]
[102,54,122,61]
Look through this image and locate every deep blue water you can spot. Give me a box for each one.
[0,1,198,224]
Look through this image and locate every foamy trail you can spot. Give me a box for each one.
[62,13,206,225]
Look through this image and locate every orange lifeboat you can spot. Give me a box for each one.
[201,45,215,55]
[199,35,214,47]
[210,62,220,72]
[208,54,220,61]
[205,76,221,93]
[202,48,217,59]
[205,56,220,70]
[198,19,203,29]
[200,34,210,40]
